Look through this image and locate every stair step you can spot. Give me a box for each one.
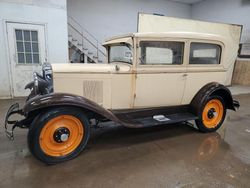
[88,52,93,55]
[93,56,98,59]
[77,43,83,46]
[83,48,88,50]
[72,38,77,42]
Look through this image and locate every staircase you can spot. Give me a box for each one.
[68,16,106,63]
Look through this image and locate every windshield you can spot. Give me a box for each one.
[109,44,133,64]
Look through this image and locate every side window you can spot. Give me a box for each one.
[189,43,221,65]
[140,41,184,65]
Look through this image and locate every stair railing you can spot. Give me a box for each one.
[68,15,106,62]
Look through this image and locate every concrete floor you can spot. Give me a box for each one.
[0,95,250,188]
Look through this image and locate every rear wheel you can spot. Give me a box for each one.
[28,107,90,164]
[195,96,226,133]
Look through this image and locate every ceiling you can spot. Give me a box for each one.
[170,0,204,4]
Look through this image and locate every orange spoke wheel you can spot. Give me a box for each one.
[195,96,226,133]
[28,107,90,164]
[202,99,224,129]
[39,115,84,157]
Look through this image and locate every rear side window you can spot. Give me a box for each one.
[140,41,184,65]
[189,43,221,65]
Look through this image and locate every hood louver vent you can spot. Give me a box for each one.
[82,80,103,104]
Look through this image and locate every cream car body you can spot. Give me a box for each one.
[5,14,242,164]
[53,25,241,109]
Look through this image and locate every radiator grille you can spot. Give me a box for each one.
[82,80,103,104]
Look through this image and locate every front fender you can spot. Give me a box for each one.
[23,93,116,117]
[23,93,120,123]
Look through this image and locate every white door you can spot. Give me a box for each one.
[6,22,47,97]
[134,39,187,108]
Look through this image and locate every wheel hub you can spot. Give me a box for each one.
[207,108,217,119]
[53,127,70,143]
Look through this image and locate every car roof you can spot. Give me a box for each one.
[103,32,227,46]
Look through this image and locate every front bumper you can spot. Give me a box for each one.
[4,103,25,140]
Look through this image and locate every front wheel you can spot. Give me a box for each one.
[195,96,226,133]
[28,107,90,164]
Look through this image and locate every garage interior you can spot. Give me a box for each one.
[0,0,250,187]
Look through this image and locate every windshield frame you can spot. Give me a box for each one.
[108,43,133,65]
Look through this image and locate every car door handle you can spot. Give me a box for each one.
[183,73,188,77]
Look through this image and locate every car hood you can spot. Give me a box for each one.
[51,63,131,73]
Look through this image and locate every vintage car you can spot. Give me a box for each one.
[5,14,241,164]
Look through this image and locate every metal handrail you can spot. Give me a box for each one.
[68,16,100,44]
[67,16,106,59]
[68,23,98,52]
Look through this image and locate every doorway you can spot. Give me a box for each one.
[6,22,47,97]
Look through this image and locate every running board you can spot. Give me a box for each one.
[112,105,198,128]
[135,112,198,127]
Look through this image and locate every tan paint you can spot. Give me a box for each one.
[103,36,133,46]
[53,64,133,109]
[133,37,188,107]
[130,37,138,108]
[53,14,242,110]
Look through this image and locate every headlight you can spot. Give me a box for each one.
[33,72,39,94]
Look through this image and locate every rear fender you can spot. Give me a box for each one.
[190,82,237,114]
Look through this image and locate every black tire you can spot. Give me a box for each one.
[28,107,90,164]
[195,95,226,133]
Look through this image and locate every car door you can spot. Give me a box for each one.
[133,38,188,108]
[6,22,47,97]
[182,40,226,105]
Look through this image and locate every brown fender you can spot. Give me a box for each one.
[190,82,238,114]
[23,93,138,128]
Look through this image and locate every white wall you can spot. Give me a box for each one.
[0,0,68,98]
[67,0,192,43]
[192,0,250,43]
